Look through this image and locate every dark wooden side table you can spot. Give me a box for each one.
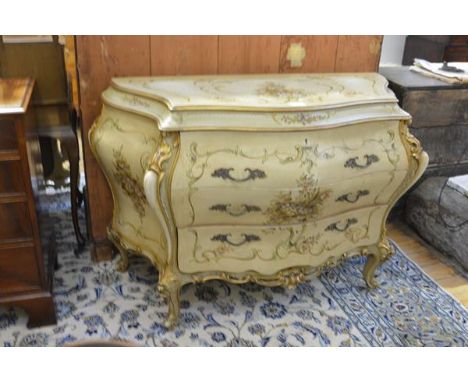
[38,124,85,250]
[0,78,57,327]
[380,66,468,178]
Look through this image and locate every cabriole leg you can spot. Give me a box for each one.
[363,238,394,288]
[107,227,130,272]
[116,250,129,272]
[157,274,181,329]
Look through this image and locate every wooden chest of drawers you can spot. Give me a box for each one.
[380,66,468,178]
[0,78,56,327]
[90,73,428,327]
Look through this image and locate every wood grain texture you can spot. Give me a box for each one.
[76,36,151,260]
[63,36,80,111]
[218,36,281,74]
[0,40,67,105]
[279,36,338,73]
[0,81,57,327]
[0,161,25,194]
[403,89,468,128]
[381,66,468,178]
[335,35,382,72]
[150,36,218,75]
[0,292,57,328]
[410,124,468,169]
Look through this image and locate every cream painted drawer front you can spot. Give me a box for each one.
[178,205,387,275]
[172,121,407,196]
[173,170,407,227]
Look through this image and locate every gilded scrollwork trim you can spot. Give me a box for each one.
[144,131,182,329]
[191,266,311,289]
[146,132,181,267]
[148,136,172,185]
[189,241,383,289]
[385,121,427,211]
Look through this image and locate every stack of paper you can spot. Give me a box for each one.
[410,59,468,84]
[448,174,468,198]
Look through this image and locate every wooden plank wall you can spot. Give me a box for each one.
[76,35,382,261]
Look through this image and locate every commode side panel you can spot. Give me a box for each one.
[89,105,166,266]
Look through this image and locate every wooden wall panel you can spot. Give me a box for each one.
[76,35,151,260]
[279,36,339,73]
[218,36,282,74]
[334,35,382,72]
[0,39,68,104]
[150,36,218,75]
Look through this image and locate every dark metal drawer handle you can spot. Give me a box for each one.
[344,154,379,169]
[325,218,358,232]
[211,167,267,182]
[211,233,261,246]
[336,190,370,203]
[209,203,262,217]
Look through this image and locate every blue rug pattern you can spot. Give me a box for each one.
[0,194,467,346]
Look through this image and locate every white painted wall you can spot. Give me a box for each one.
[379,35,407,66]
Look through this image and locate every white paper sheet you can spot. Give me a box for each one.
[410,59,468,84]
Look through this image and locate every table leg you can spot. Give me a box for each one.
[62,136,86,248]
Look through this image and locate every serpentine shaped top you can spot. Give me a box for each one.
[102,73,410,131]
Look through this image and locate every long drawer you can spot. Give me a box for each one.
[172,120,408,195]
[178,205,387,275]
[172,170,406,227]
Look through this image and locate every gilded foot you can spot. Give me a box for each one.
[107,227,130,272]
[116,250,129,272]
[157,278,181,329]
[363,253,381,288]
[363,239,394,288]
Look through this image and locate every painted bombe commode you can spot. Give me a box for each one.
[89,73,428,328]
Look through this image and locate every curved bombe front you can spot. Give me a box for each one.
[90,74,428,329]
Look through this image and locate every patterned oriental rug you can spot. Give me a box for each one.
[0,194,467,346]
